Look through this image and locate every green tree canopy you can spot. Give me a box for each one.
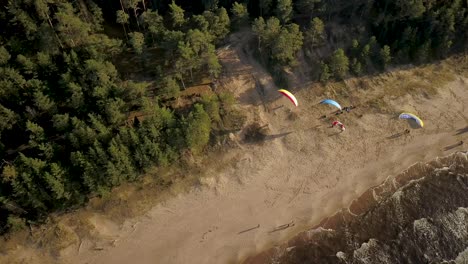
[158,76,181,100]
[380,45,392,68]
[306,17,326,48]
[169,1,185,29]
[116,10,129,39]
[329,48,349,79]
[252,17,303,66]
[231,2,249,30]
[185,104,211,155]
[276,0,293,24]
[128,32,145,54]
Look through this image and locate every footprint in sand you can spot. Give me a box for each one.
[199,226,219,243]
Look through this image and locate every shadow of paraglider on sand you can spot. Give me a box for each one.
[387,132,405,139]
[455,126,468,136]
[444,142,463,151]
[387,130,411,139]
[271,105,284,112]
[264,131,293,141]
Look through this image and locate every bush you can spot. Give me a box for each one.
[7,215,26,233]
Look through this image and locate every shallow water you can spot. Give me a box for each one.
[244,151,468,264]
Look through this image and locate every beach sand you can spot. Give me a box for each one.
[2,32,467,264]
[59,33,468,264]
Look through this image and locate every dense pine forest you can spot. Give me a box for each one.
[1,0,467,233]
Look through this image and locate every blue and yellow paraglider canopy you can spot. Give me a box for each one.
[320,99,342,110]
[399,113,424,127]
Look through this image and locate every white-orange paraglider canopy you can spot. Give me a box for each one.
[278,89,298,107]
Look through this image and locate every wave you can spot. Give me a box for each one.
[243,151,468,264]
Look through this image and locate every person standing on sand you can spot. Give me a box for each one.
[339,123,345,132]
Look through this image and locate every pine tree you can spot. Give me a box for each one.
[185,104,211,155]
[329,49,349,79]
[122,0,141,30]
[380,45,392,69]
[116,10,130,40]
[128,32,145,54]
[231,2,249,30]
[319,61,331,82]
[0,46,11,65]
[169,1,185,29]
[276,0,293,24]
[0,104,17,133]
[43,163,69,200]
[142,10,165,44]
[55,3,92,48]
[306,17,326,48]
[52,114,70,131]
[259,0,273,17]
[296,0,322,15]
[200,94,221,123]
[351,58,362,76]
[202,7,230,42]
[252,17,266,50]
[271,24,304,65]
[158,76,181,100]
[207,50,222,78]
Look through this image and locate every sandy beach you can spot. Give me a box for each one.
[60,33,468,264]
[1,32,467,264]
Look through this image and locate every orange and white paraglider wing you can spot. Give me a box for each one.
[278,89,298,107]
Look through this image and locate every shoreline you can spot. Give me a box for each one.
[242,150,468,263]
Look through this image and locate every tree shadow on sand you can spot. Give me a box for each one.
[242,123,293,144]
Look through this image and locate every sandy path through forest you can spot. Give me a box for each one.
[68,32,468,264]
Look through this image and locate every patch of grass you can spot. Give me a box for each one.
[381,65,454,98]
[32,220,79,254]
[445,55,468,77]
[65,214,95,239]
[6,216,26,233]
[367,97,392,113]
[323,81,349,99]
[221,108,246,131]
[356,79,373,90]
